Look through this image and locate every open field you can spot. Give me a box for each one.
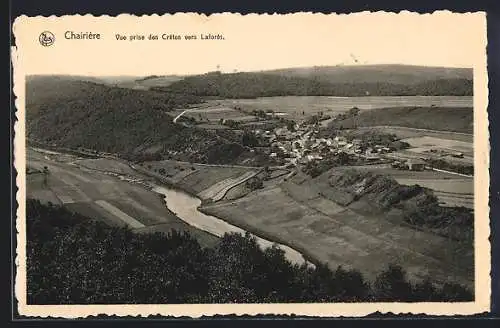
[384,149,474,167]
[385,150,429,161]
[402,136,473,156]
[431,191,474,208]
[209,96,473,122]
[395,178,473,194]
[379,133,475,166]
[138,159,259,198]
[198,170,260,202]
[223,182,253,201]
[195,123,230,130]
[221,169,290,201]
[180,167,258,196]
[339,164,460,179]
[139,160,199,183]
[26,148,219,247]
[350,126,473,143]
[111,75,185,90]
[338,165,474,208]
[395,178,473,208]
[27,174,63,205]
[201,182,473,288]
[175,106,257,123]
[74,158,138,175]
[331,106,473,134]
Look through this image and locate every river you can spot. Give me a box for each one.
[31,146,314,267]
[151,185,314,268]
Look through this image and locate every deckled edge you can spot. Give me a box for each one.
[11,11,491,319]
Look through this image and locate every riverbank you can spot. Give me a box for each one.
[130,162,318,267]
[130,164,199,196]
[197,205,322,270]
[152,184,315,268]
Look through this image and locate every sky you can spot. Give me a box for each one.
[13,11,486,76]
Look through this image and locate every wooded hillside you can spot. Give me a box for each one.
[27,199,473,304]
[26,76,248,164]
[157,71,472,98]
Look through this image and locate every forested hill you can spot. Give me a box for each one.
[156,71,472,98]
[263,65,473,85]
[25,76,247,163]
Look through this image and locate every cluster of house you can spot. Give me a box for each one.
[254,125,396,167]
[251,123,436,172]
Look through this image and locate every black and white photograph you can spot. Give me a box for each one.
[13,12,490,317]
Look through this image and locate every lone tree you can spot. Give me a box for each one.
[246,177,263,190]
[348,107,360,117]
[42,166,49,187]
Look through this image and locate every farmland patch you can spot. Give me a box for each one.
[356,126,473,143]
[183,106,258,123]
[179,166,255,193]
[210,96,473,123]
[197,170,258,201]
[201,185,472,287]
[402,136,473,156]
[95,200,146,229]
[75,158,137,176]
[396,178,473,194]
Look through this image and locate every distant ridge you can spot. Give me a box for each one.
[259,64,473,85]
[29,65,472,91]
[157,69,473,98]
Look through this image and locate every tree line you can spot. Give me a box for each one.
[27,199,473,304]
[155,71,473,98]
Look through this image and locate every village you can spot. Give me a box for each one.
[250,119,429,171]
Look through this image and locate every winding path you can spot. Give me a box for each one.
[197,170,262,202]
[172,109,193,123]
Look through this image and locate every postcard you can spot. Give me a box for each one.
[12,11,490,318]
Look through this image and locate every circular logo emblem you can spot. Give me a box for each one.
[39,31,55,46]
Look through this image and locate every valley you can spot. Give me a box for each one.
[25,65,476,299]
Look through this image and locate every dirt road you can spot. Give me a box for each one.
[197,170,261,201]
[173,109,192,123]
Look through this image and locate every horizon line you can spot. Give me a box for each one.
[26,63,473,79]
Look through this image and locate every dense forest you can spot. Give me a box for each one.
[25,77,251,164]
[155,71,473,98]
[27,199,473,304]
